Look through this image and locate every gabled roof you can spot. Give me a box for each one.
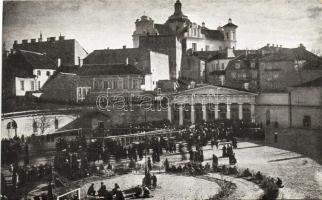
[19,50,57,69]
[174,84,257,96]
[77,64,143,76]
[291,77,322,87]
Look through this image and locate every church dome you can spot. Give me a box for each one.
[166,0,191,24]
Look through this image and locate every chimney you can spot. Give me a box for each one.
[59,35,65,41]
[202,22,205,28]
[57,58,61,67]
[22,39,28,44]
[267,43,270,47]
[245,49,248,56]
[13,40,18,45]
[30,39,36,43]
[272,44,275,47]
[123,45,126,49]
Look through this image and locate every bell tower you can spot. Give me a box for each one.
[223,18,238,49]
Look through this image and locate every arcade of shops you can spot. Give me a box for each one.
[167,85,257,126]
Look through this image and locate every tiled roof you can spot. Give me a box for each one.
[19,50,57,69]
[291,77,322,87]
[83,48,152,74]
[40,72,79,102]
[192,51,219,61]
[77,64,143,76]
[201,28,224,41]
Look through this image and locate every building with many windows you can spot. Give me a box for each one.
[83,47,170,91]
[77,64,145,103]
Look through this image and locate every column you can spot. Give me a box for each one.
[191,104,195,124]
[202,104,207,121]
[251,104,255,123]
[238,103,243,120]
[214,104,219,120]
[167,102,172,122]
[226,103,231,119]
[179,105,184,126]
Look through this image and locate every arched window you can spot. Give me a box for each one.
[226,32,229,40]
[33,120,38,133]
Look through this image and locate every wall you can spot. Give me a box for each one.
[15,77,35,96]
[1,114,77,138]
[186,37,224,51]
[13,39,79,66]
[74,40,88,66]
[150,51,170,88]
[33,69,56,89]
[290,87,322,129]
[139,35,181,80]
[255,93,290,128]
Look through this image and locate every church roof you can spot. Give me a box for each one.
[223,19,238,28]
[165,0,191,24]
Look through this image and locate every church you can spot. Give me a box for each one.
[132,0,237,80]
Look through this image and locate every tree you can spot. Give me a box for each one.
[37,115,52,135]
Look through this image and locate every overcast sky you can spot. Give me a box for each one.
[2,0,322,54]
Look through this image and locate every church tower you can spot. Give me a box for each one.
[132,15,157,48]
[223,18,238,49]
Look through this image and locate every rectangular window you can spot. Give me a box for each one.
[30,81,34,91]
[216,63,219,70]
[20,80,24,91]
[94,81,99,89]
[221,63,225,70]
[46,71,50,76]
[192,43,197,51]
[205,45,210,51]
[118,80,123,89]
[113,80,117,89]
[37,70,41,76]
[123,79,128,89]
[38,81,41,90]
[104,81,108,89]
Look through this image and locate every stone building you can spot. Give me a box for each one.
[12,34,88,66]
[288,77,322,129]
[2,49,57,97]
[258,44,322,92]
[167,84,257,126]
[224,51,260,91]
[76,64,145,103]
[83,47,170,91]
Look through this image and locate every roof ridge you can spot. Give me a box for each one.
[19,49,44,55]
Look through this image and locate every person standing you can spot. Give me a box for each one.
[147,157,152,171]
